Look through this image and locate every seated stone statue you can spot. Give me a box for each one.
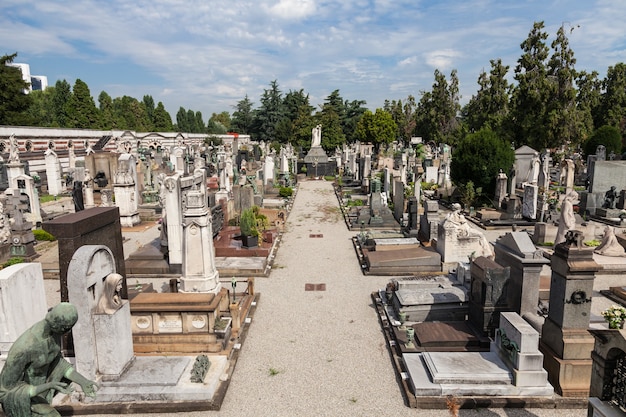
[603,186,618,209]
[444,203,494,259]
[595,225,626,257]
[0,303,97,417]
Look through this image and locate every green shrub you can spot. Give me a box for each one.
[240,208,259,237]
[33,229,56,241]
[278,187,293,198]
[3,258,24,268]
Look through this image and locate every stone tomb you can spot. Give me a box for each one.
[404,312,553,398]
[130,289,231,354]
[391,275,467,323]
[364,244,441,275]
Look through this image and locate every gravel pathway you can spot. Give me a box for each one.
[87,180,589,417]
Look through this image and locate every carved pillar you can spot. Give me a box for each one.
[540,230,601,396]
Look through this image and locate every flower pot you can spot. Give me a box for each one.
[242,234,258,248]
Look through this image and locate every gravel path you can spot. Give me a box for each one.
[87,180,589,417]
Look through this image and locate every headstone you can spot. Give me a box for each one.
[45,148,63,196]
[522,184,538,220]
[436,205,494,265]
[0,263,47,354]
[162,173,183,273]
[495,312,550,388]
[494,232,549,318]
[113,153,140,227]
[468,256,511,337]
[494,169,508,209]
[67,245,134,381]
[42,207,127,302]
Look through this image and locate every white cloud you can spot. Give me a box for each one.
[265,0,316,20]
[424,49,462,70]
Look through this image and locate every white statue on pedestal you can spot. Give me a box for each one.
[311,124,322,148]
[8,134,19,164]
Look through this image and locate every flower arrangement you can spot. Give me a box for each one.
[601,305,626,329]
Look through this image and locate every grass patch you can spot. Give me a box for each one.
[39,194,58,204]
[33,229,56,241]
[268,367,281,376]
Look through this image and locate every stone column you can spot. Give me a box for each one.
[113,153,140,227]
[163,173,183,274]
[179,169,221,294]
[540,230,600,397]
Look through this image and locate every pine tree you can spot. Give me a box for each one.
[0,53,33,125]
[66,79,100,129]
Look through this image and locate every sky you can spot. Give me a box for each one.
[1,0,625,123]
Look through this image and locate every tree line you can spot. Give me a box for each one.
[1,21,626,192]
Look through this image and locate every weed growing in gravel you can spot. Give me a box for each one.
[349,397,357,403]
[268,367,281,376]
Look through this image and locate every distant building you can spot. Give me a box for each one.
[30,75,48,91]
[6,63,48,93]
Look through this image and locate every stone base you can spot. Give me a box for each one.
[540,341,591,397]
[541,319,594,359]
[404,352,554,397]
[93,302,134,380]
[120,213,141,228]
[588,397,626,417]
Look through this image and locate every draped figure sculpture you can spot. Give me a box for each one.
[0,303,97,417]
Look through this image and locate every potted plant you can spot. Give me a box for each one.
[601,305,626,329]
[239,207,259,248]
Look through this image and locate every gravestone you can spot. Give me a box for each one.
[419,200,440,242]
[114,153,141,227]
[522,184,538,220]
[540,230,600,397]
[67,245,134,381]
[0,263,47,354]
[495,312,550,388]
[468,256,511,337]
[493,232,549,318]
[45,148,63,196]
[42,206,127,302]
[161,172,183,273]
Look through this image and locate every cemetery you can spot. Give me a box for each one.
[0,124,625,417]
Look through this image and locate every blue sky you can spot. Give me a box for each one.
[1,0,625,123]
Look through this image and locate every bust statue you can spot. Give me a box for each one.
[96,273,124,314]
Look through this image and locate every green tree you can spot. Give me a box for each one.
[317,101,345,152]
[153,101,173,131]
[342,98,367,143]
[254,80,285,141]
[415,69,461,145]
[583,125,623,158]
[463,59,511,135]
[276,89,315,144]
[0,53,33,125]
[142,95,155,129]
[52,80,71,127]
[598,63,626,138]
[231,95,254,134]
[384,96,416,145]
[355,109,397,153]
[98,91,116,129]
[576,70,602,142]
[112,95,150,131]
[508,21,551,150]
[194,111,205,133]
[545,25,581,148]
[25,88,55,127]
[66,79,100,129]
[176,107,188,132]
[450,127,515,195]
